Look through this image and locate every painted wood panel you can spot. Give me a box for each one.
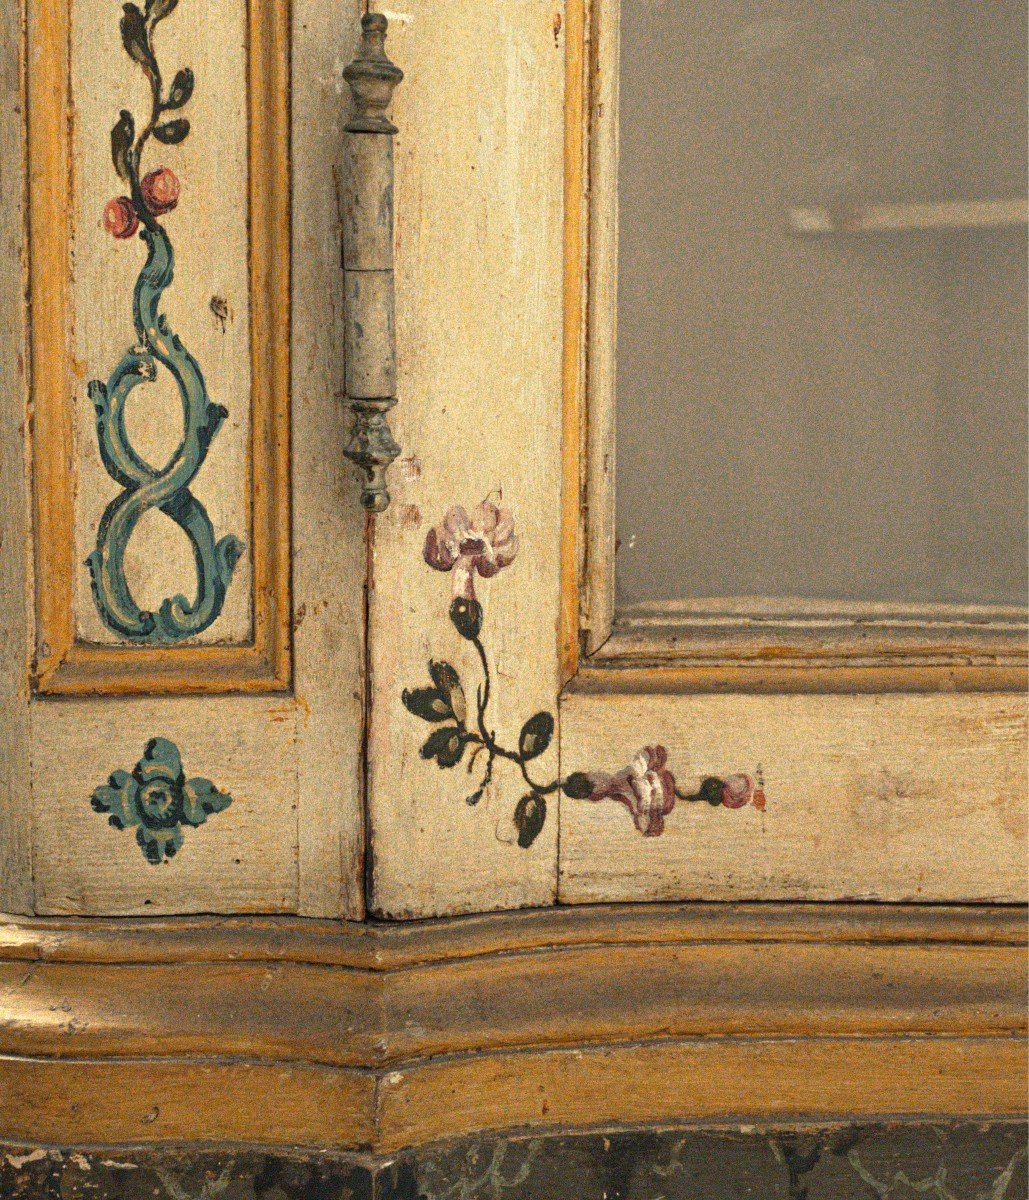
[365,0,567,917]
[291,0,367,918]
[70,0,254,647]
[31,698,299,914]
[8,0,367,917]
[29,0,290,695]
[559,688,1028,903]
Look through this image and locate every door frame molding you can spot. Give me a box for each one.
[558,0,1028,693]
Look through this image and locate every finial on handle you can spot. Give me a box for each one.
[343,12,404,134]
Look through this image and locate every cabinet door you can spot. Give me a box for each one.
[2,0,367,917]
[366,0,1027,917]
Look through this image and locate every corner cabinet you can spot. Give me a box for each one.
[1,0,1026,1171]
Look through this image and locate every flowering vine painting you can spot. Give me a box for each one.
[86,0,244,642]
[403,501,766,848]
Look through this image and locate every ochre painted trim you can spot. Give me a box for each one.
[559,0,588,684]
[26,0,292,696]
[570,664,1029,697]
[0,904,1024,1150]
[557,2,1029,693]
[0,1038,1022,1154]
[376,1037,1026,1155]
[1,902,1023,966]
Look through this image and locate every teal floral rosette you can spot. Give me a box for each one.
[90,737,232,864]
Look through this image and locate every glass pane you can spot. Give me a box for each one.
[615,0,1028,610]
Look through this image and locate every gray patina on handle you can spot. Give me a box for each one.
[341,12,403,512]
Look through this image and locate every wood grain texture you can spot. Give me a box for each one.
[0,0,32,913]
[0,905,1023,1150]
[0,1057,376,1150]
[2,939,1019,1065]
[559,688,1028,903]
[579,0,618,660]
[365,0,566,917]
[0,1037,1021,1153]
[378,1037,1027,1154]
[28,0,291,695]
[31,697,300,915]
[3,902,1022,966]
[290,0,366,918]
[560,0,588,681]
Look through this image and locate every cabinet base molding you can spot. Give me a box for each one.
[0,904,1024,1152]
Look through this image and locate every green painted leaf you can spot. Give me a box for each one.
[561,771,594,800]
[429,659,466,724]
[402,686,452,723]
[136,824,182,864]
[164,67,194,110]
[449,596,483,640]
[147,0,179,23]
[513,793,546,849]
[154,118,190,145]
[420,726,465,769]
[110,110,135,181]
[120,4,157,78]
[518,711,554,761]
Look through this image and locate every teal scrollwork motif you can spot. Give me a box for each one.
[86,0,244,642]
[90,737,233,864]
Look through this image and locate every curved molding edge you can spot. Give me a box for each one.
[0,903,1025,1152]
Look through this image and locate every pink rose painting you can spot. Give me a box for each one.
[423,501,519,601]
[580,746,677,837]
[404,502,767,847]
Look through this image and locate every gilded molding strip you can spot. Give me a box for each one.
[0,905,1024,1150]
[403,502,765,846]
[87,0,244,642]
[27,0,291,695]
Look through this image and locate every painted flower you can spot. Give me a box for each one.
[141,166,180,215]
[423,501,519,600]
[90,737,232,864]
[104,195,139,239]
[582,745,677,837]
[721,773,754,809]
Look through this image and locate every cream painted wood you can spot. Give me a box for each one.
[32,697,300,914]
[291,0,366,919]
[365,0,566,917]
[0,0,32,914]
[4,0,367,916]
[559,688,1027,903]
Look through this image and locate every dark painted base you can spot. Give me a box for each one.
[2,1124,1026,1200]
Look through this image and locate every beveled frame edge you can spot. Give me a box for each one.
[26,0,292,698]
[0,903,1025,1152]
[558,0,1029,695]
